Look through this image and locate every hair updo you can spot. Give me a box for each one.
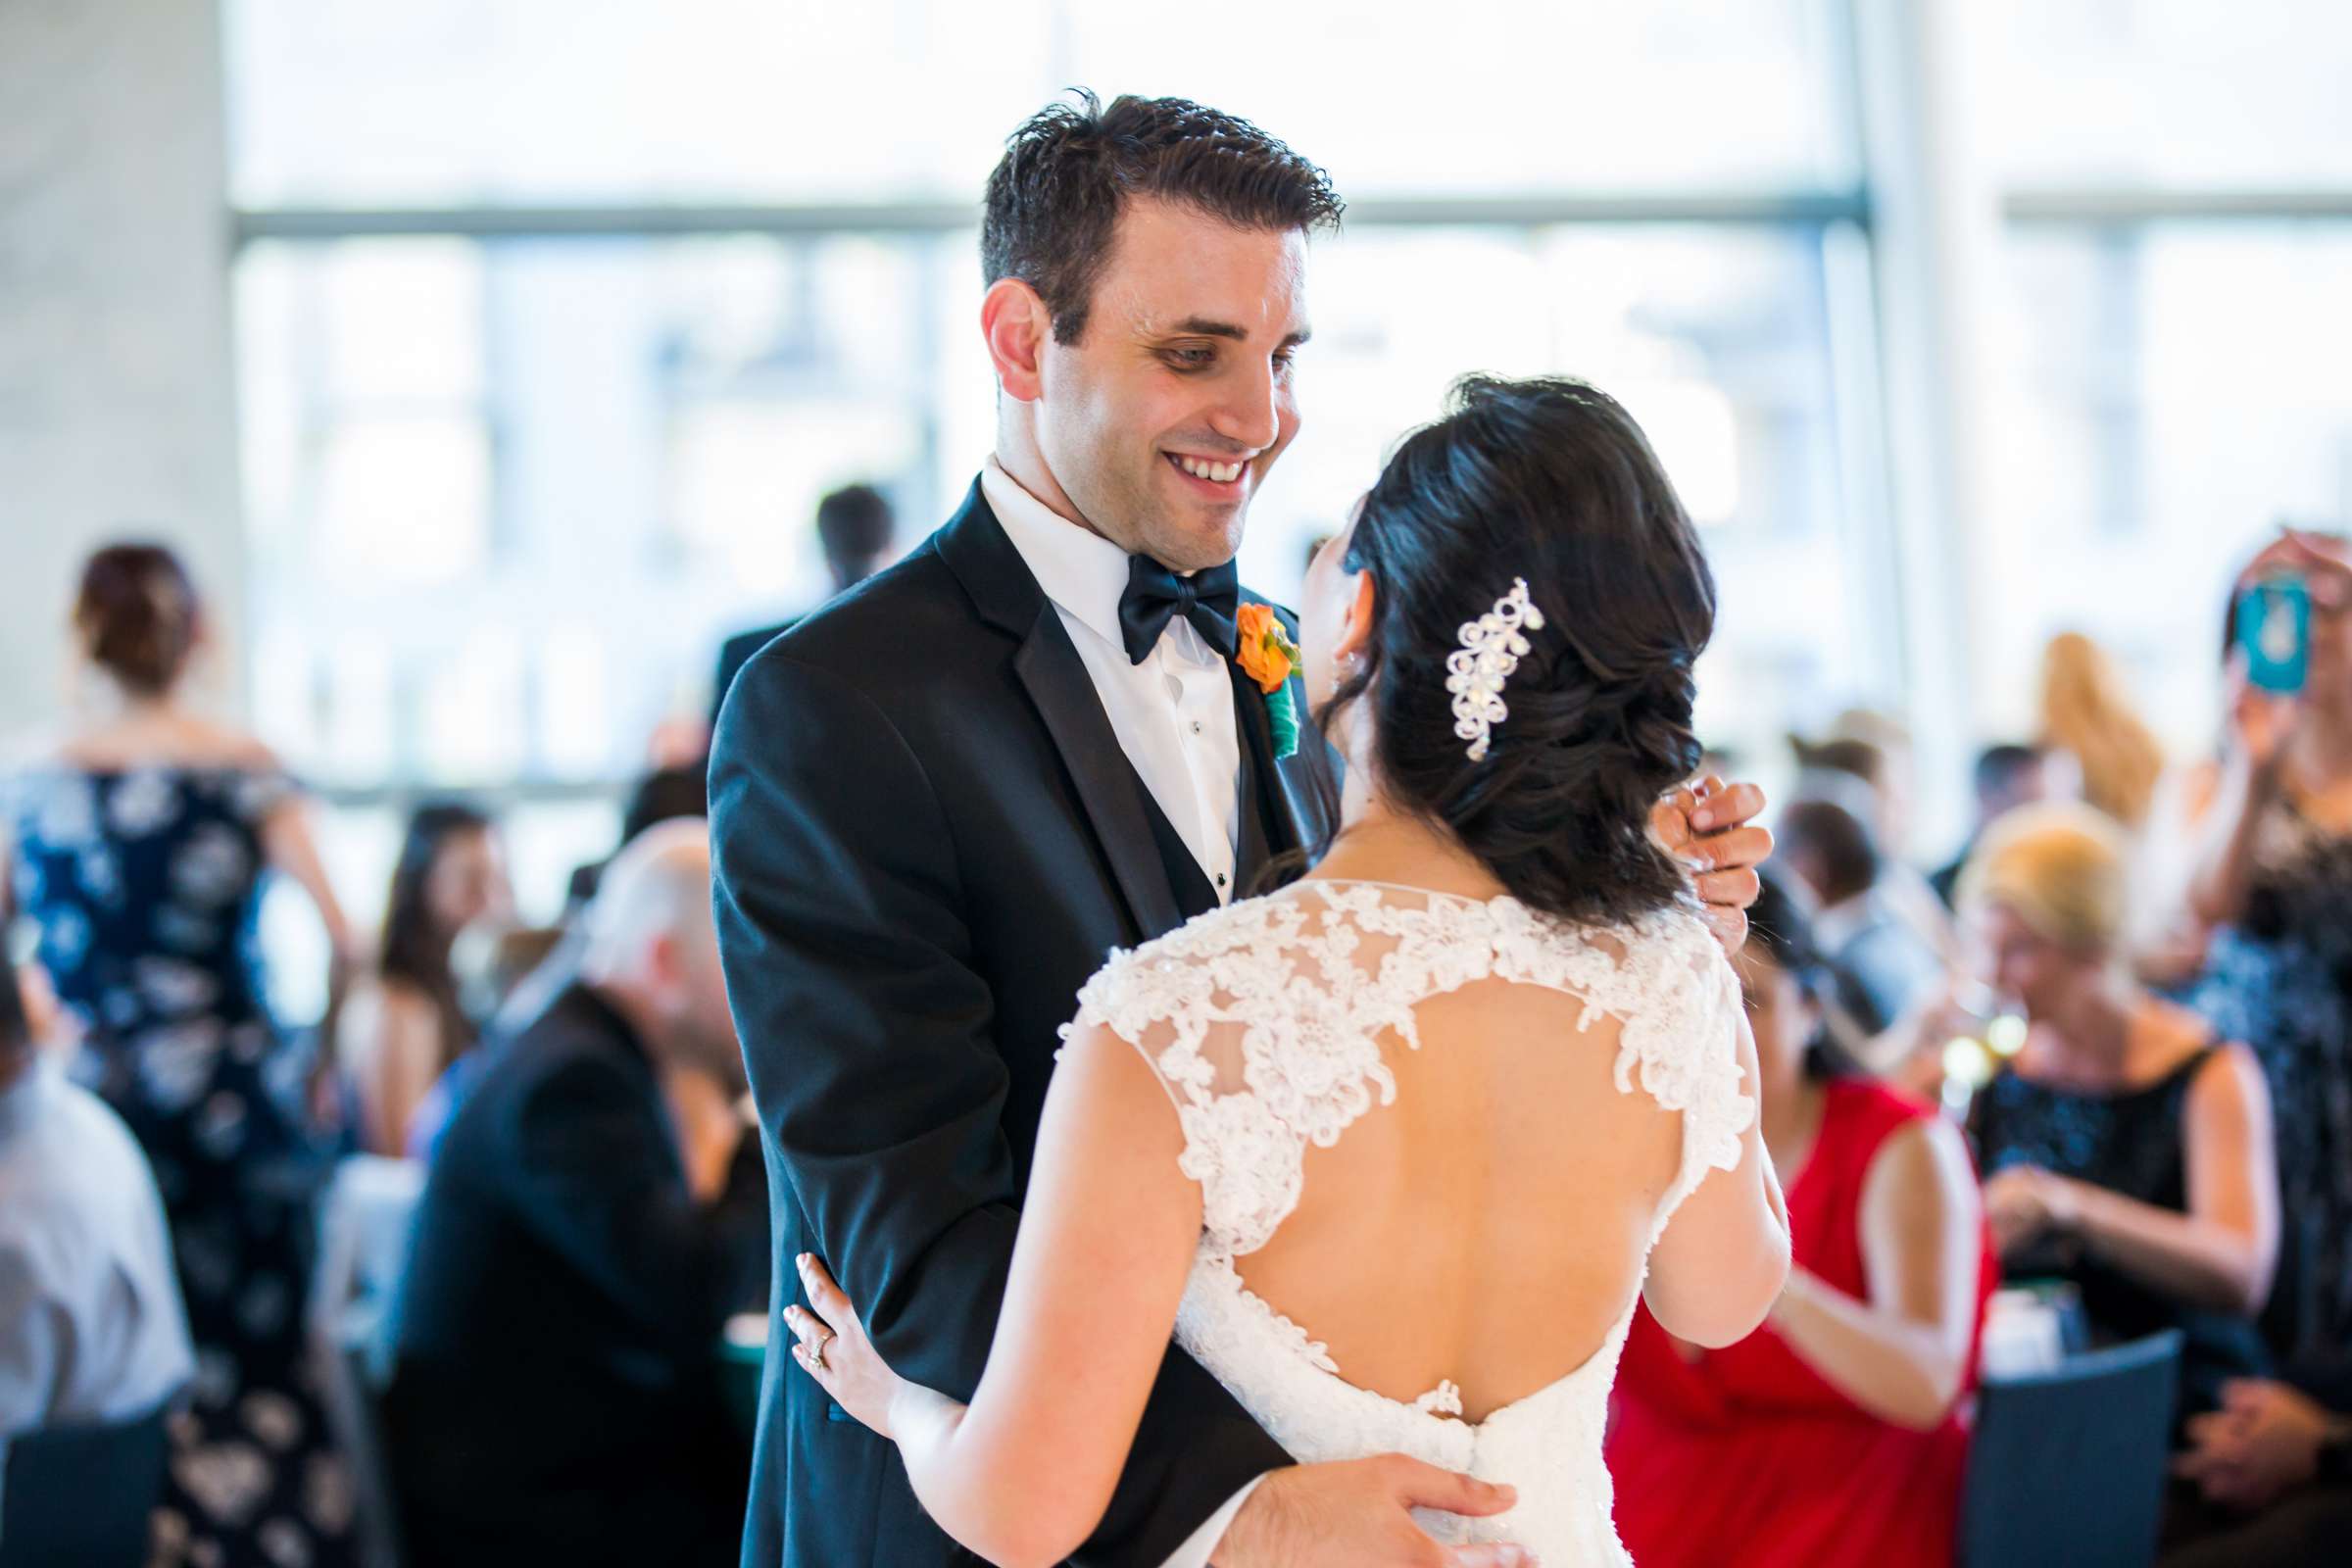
[73,542,201,698]
[1327,375,1717,928]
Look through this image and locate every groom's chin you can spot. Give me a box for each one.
[1145,494,1253,571]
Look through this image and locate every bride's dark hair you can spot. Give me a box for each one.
[1319,374,1716,927]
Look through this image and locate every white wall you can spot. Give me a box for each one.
[0,0,243,738]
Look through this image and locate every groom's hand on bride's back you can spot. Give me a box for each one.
[1215,1456,1536,1567]
[1653,774,1772,956]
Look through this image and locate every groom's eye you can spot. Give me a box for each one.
[1160,346,1216,371]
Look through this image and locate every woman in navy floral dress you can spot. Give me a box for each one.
[3,544,359,1568]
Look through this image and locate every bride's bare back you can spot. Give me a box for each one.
[1239,975,1683,1421]
[1089,878,1785,1430]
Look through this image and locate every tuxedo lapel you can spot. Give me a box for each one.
[937,481,1185,942]
[1012,618,1186,941]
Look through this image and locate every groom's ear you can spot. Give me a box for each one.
[981,278,1052,403]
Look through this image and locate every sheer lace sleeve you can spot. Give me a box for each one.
[1602,911,1753,1214]
[1062,895,1398,1260]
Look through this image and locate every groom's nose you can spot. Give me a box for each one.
[1206,359,1285,454]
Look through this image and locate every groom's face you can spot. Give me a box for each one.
[1036,196,1310,572]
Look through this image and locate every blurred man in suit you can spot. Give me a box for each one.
[385,820,766,1568]
[710,483,898,730]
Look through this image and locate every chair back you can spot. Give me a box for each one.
[0,1403,172,1568]
[310,1154,426,1568]
[1959,1330,2183,1568]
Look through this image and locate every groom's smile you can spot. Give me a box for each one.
[1004,194,1313,574]
[1162,448,1256,498]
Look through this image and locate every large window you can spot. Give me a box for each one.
[226,0,1882,928]
[225,0,1855,206]
[1984,224,2352,752]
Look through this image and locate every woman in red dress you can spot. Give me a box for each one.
[1609,871,1997,1567]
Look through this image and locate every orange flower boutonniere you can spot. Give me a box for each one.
[1234,603,1303,759]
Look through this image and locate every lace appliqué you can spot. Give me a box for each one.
[1065,880,1753,1259]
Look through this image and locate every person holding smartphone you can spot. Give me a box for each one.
[2179,530,2352,1452]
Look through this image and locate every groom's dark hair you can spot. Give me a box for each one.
[982,90,1342,345]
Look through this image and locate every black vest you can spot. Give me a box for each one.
[1128,667,1288,923]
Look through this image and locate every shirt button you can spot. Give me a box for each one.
[1216,873,1228,887]
[1191,720,1204,735]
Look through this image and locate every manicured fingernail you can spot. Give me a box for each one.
[1691,808,1718,829]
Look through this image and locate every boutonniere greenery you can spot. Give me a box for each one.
[1234,604,1303,760]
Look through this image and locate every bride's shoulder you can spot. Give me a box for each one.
[1070,888,1326,1031]
[1535,896,1728,990]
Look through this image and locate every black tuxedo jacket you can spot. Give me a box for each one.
[709,480,1339,1568]
[384,981,769,1568]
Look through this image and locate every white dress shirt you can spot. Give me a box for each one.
[981,459,1267,1565]
[982,459,1244,903]
[0,1055,195,1517]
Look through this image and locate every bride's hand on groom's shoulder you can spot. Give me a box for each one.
[1654,775,1773,956]
[1218,1456,1536,1568]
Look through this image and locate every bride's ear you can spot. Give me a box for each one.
[981,278,1051,403]
[1334,566,1377,671]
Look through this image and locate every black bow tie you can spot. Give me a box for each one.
[1118,554,1241,664]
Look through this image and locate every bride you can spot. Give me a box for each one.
[785,375,1791,1567]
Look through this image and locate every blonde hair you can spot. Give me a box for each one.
[2038,632,2164,828]
[1956,802,2132,952]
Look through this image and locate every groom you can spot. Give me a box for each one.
[710,93,1771,1568]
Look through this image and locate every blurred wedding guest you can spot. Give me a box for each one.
[564,760,710,912]
[383,819,766,1568]
[1795,720,1955,957]
[1299,530,1335,588]
[1610,872,1994,1568]
[0,541,361,1567]
[710,482,899,728]
[339,800,510,1158]
[1779,795,1943,1035]
[2040,630,2166,831]
[0,960,194,1519]
[2181,529,2352,1402]
[1824,708,1920,848]
[393,922,571,1169]
[1930,743,2061,907]
[1965,804,2278,1426]
[2168,1377,2352,1564]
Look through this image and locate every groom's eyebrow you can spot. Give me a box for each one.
[1167,316,1313,349]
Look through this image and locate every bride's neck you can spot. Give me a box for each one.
[1309,763,1505,902]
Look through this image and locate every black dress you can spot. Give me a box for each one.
[5,764,354,1568]
[1971,1044,2271,1422]
[2188,799,2352,1395]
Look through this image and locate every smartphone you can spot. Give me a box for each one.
[2238,575,2311,695]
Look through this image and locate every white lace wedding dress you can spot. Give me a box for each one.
[1066,878,1753,1566]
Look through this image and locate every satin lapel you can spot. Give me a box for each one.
[937,476,1185,939]
[1011,605,1186,943]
